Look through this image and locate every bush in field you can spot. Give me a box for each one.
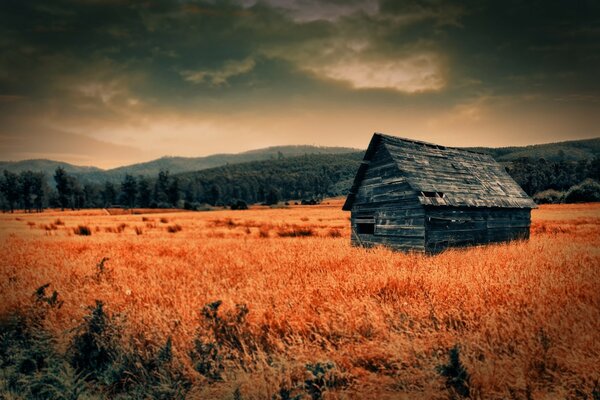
[437,345,470,398]
[69,300,190,397]
[73,225,92,236]
[564,179,600,203]
[327,228,342,238]
[277,227,314,237]
[533,189,565,204]
[184,200,200,210]
[0,285,92,400]
[70,300,119,381]
[1,291,190,399]
[230,200,248,210]
[0,312,91,399]
[189,301,257,382]
[258,225,270,238]
[304,361,348,400]
[167,224,182,233]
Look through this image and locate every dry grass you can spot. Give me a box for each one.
[0,200,599,399]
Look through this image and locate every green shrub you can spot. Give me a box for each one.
[564,179,600,203]
[230,200,248,210]
[0,286,96,400]
[189,301,258,382]
[533,189,564,204]
[70,301,119,381]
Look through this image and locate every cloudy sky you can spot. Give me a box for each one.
[0,0,599,168]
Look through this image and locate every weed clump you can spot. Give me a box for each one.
[73,225,92,236]
[277,227,314,237]
[167,224,182,233]
[94,257,111,282]
[33,283,64,309]
[189,301,257,382]
[327,228,342,238]
[69,300,122,383]
[437,345,470,398]
[258,226,270,238]
[304,361,348,400]
[40,223,58,233]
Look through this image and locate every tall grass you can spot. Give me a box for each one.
[0,201,599,398]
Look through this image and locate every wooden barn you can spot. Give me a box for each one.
[343,133,537,253]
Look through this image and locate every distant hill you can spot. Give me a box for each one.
[0,159,102,175]
[1,138,598,187]
[0,145,360,184]
[175,152,365,203]
[467,138,600,162]
[107,145,359,177]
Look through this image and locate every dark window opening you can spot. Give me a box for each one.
[421,191,445,198]
[356,223,375,234]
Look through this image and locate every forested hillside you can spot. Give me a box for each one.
[0,145,359,184]
[468,137,600,162]
[1,138,599,211]
[175,153,364,207]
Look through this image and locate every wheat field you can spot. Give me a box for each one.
[1,200,599,399]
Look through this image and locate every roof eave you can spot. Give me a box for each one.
[342,133,384,211]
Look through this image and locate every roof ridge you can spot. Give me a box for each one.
[374,132,490,156]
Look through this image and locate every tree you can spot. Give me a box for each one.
[168,177,180,207]
[137,176,152,208]
[71,180,85,210]
[564,179,600,203]
[31,172,45,212]
[101,182,117,207]
[54,167,73,211]
[1,170,20,212]
[265,188,279,205]
[120,174,137,208]
[19,171,35,212]
[208,184,220,206]
[154,170,170,205]
[83,184,100,208]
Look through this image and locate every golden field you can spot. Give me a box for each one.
[1,200,599,399]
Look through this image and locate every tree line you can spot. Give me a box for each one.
[1,153,598,212]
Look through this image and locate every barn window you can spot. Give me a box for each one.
[355,218,375,234]
[356,222,375,234]
[421,191,445,198]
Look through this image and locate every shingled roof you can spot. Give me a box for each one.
[343,133,537,211]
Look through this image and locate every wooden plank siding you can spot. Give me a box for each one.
[350,144,426,252]
[424,207,531,253]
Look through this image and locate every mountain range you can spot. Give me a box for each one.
[1,138,598,185]
[0,145,359,184]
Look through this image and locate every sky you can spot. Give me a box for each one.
[0,0,599,168]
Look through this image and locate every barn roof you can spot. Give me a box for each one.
[343,133,537,211]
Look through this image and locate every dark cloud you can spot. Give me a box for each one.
[0,0,598,166]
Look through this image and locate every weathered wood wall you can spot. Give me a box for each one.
[424,207,531,253]
[350,145,426,252]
